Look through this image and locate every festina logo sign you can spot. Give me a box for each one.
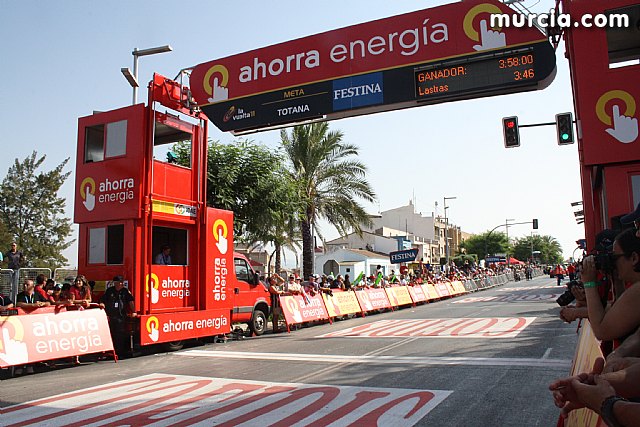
[390,249,419,264]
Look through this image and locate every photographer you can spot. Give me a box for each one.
[581,228,640,343]
[559,280,589,323]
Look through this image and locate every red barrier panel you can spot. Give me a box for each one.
[421,284,440,301]
[355,288,392,312]
[434,283,451,298]
[407,285,428,303]
[323,290,362,318]
[385,286,413,307]
[280,293,330,330]
[0,309,114,368]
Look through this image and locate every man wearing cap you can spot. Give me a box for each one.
[621,202,640,238]
[100,276,136,356]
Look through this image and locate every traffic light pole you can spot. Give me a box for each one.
[484,220,536,262]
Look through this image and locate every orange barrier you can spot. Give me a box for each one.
[0,308,114,368]
[323,290,362,318]
[280,293,330,331]
[385,286,413,307]
[563,321,607,427]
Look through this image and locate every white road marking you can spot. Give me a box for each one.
[3,374,452,427]
[176,350,571,368]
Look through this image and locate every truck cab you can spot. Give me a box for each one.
[73,74,270,351]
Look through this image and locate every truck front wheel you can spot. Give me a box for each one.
[249,309,267,336]
[163,341,184,351]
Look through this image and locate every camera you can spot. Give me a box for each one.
[556,280,582,306]
[594,253,616,274]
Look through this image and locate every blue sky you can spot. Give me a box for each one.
[1,0,583,265]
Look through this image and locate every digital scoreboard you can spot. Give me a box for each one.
[415,47,540,100]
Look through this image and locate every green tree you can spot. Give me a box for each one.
[280,123,376,278]
[459,231,509,260]
[0,152,73,269]
[172,140,301,273]
[513,234,563,264]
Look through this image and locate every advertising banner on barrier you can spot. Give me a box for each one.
[454,281,467,294]
[407,285,428,303]
[422,284,440,300]
[280,293,329,325]
[565,322,606,427]
[0,309,114,368]
[139,309,230,346]
[323,290,362,317]
[435,283,451,298]
[385,286,413,307]
[355,288,391,312]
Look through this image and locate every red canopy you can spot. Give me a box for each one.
[499,257,524,265]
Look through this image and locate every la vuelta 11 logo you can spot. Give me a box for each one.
[146,316,160,343]
[463,3,506,52]
[596,90,639,144]
[212,219,228,301]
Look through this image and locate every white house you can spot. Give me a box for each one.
[314,248,391,279]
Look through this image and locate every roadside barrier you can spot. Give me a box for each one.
[16,268,52,288]
[0,269,15,300]
[0,306,115,368]
[562,320,606,427]
[53,268,78,284]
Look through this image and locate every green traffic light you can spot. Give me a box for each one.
[562,133,569,140]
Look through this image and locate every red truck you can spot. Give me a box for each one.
[73,74,271,351]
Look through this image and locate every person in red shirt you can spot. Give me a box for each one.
[70,275,92,307]
[34,274,55,304]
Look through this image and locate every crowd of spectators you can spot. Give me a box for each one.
[549,202,640,425]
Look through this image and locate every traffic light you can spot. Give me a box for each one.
[532,218,539,229]
[556,112,574,145]
[502,116,520,148]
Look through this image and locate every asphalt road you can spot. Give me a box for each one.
[1,274,578,426]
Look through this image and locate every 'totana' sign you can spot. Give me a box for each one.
[190,0,555,133]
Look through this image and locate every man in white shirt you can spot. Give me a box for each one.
[155,245,172,265]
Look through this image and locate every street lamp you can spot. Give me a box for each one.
[121,45,173,105]
[444,196,457,266]
[505,218,515,266]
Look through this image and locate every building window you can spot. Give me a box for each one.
[84,120,127,163]
[88,224,124,265]
[606,5,640,68]
[152,226,188,265]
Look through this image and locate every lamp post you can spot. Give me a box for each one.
[505,218,515,266]
[121,45,173,105]
[444,196,457,267]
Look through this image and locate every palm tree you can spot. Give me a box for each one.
[280,123,376,278]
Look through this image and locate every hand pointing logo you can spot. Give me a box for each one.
[216,228,228,255]
[0,327,29,366]
[606,105,638,144]
[473,19,506,51]
[83,185,96,211]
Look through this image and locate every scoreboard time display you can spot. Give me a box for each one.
[415,47,541,100]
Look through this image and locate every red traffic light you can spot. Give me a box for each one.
[506,121,515,128]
